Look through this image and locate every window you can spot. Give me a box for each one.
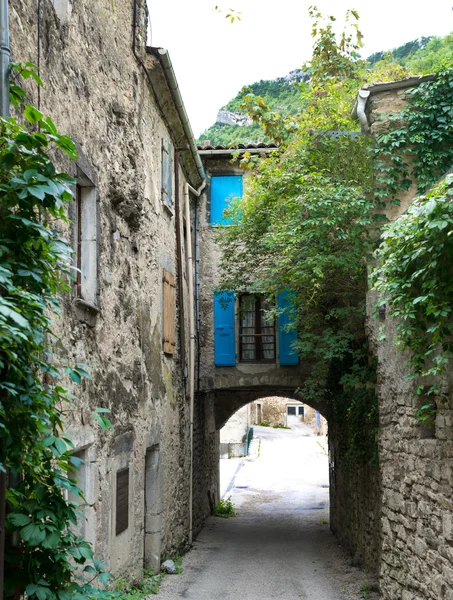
[287,406,296,416]
[162,269,176,355]
[239,295,276,363]
[161,138,173,210]
[213,290,299,367]
[116,467,129,535]
[210,175,242,225]
[75,175,98,306]
[298,406,304,416]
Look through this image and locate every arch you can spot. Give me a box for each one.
[210,385,327,429]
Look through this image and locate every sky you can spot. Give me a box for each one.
[148,0,453,137]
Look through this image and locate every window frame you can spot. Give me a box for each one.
[238,294,276,364]
[73,168,99,308]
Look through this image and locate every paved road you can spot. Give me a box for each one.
[157,424,377,600]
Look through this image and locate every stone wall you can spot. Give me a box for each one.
[366,78,453,599]
[329,433,382,571]
[10,0,215,582]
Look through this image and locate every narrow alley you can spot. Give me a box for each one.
[157,425,379,600]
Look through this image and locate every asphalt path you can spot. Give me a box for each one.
[156,424,378,600]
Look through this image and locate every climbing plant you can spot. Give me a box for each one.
[1,64,113,599]
[371,62,453,417]
[371,174,453,408]
[219,7,377,408]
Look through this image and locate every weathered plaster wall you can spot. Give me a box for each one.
[10,0,215,582]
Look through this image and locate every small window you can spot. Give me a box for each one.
[75,177,98,306]
[161,138,173,209]
[162,269,176,355]
[239,295,275,363]
[116,468,129,535]
[210,175,242,225]
[287,406,296,416]
[298,406,304,416]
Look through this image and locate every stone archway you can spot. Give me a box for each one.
[212,385,327,430]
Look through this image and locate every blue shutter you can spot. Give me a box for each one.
[214,290,236,366]
[210,176,242,225]
[277,291,299,366]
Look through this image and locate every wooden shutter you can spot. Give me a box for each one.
[210,176,242,225]
[116,468,129,535]
[161,138,173,209]
[214,290,236,366]
[277,291,299,365]
[163,269,176,355]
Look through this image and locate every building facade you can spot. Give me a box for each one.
[10,0,216,581]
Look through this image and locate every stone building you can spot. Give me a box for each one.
[356,76,453,600]
[9,0,217,582]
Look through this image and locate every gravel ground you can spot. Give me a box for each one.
[156,424,380,600]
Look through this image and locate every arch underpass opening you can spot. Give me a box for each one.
[218,396,330,515]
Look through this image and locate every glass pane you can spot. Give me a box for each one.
[287,406,296,415]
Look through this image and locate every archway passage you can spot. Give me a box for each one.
[212,385,327,430]
[160,401,380,599]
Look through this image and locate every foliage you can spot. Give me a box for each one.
[371,175,453,405]
[214,497,236,518]
[197,122,273,146]
[217,7,382,465]
[115,569,166,599]
[272,424,290,429]
[367,37,432,67]
[373,64,453,208]
[1,66,112,599]
[405,33,453,74]
[328,356,379,467]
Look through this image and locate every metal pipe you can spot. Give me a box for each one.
[0,0,10,118]
[185,180,205,546]
[351,89,370,134]
[195,197,201,394]
[174,152,186,372]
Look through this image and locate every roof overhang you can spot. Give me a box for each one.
[145,47,205,187]
[351,74,436,134]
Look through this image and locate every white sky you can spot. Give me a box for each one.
[148,0,453,137]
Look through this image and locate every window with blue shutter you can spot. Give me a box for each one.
[161,138,173,209]
[277,291,299,366]
[210,175,242,225]
[214,290,236,366]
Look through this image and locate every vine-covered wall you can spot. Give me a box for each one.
[367,73,453,600]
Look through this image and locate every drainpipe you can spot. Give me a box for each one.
[194,197,201,394]
[351,89,370,134]
[0,0,10,118]
[174,152,186,374]
[185,180,206,546]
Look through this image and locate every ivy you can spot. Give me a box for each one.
[371,174,453,404]
[1,67,114,599]
[374,62,453,206]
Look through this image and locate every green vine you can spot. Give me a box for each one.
[371,63,453,420]
[1,66,113,599]
[371,174,453,403]
[374,63,453,206]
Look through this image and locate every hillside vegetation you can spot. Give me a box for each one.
[197,31,453,147]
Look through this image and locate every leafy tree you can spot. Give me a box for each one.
[218,7,377,427]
